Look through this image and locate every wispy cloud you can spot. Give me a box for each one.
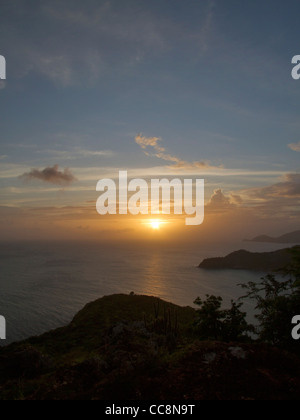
[78,148,113,158]
[1,0,216,87]
[20,165,77,186]
[230,173,300,220]
[0,163,31,179]
[41,147,113,160]
[135,134,221,170]
[202,173,300,221]
[194,0,215,54]
[288,142,300,152]
[243,173,300,199]
[1,1,166,87]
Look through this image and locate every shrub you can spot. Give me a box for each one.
[194,295,253,342]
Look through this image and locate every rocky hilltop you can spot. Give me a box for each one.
[199,247,298,271]
[0,294,300,400]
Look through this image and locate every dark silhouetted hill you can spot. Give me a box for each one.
[199,247,299,271]
[246,230,300,244]
[0,294,300,400]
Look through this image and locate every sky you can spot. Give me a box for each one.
[0,0,299,241]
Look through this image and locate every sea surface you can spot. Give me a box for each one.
[0,240,287,344]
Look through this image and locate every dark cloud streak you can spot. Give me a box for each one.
[20,165,77,186]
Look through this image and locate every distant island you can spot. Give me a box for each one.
[199,247,298,271]
[245,230,300,244]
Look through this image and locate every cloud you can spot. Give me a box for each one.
[135,135,164,151]
[77,148,113,158]
[41,147,113,160]
[245,173,300,199]
[206,189,241,213]
[288,142,300,152]
[20,165,77,186]
[0,0,216,87]
[0,163,31,179]
[203,173,300,220]
[233,173,300,220]
[195,0,215,54]
[135,134,220,170]
[0,1,167,87]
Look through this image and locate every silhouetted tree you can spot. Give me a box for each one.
[194,295,253,342]
[240,247,300,351]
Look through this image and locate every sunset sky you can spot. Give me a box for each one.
[0,0,299,241]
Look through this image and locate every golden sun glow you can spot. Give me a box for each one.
[141,219,170,232]
[151,221,161,230]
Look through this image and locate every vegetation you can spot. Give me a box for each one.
[0,248,299,400]
[240,247,300,351]
[195,247,300,352]
[194,296,254,342]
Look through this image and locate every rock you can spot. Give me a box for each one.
[229,347,247,360]
[203,353,217,364]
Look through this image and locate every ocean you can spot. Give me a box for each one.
[0,240,286,344]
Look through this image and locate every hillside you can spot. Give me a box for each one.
[0,294,300,400]
[246,230,300,244]
[199,248,296,271]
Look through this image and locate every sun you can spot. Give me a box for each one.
[151,221,161,230]
[143,219,168,231]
